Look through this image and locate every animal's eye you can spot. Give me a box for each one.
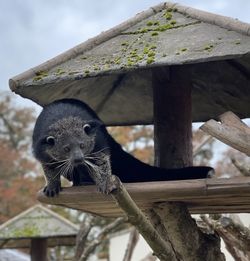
[64,146,70,153]
[83,124,91,135]
[80,143,84,149]
[46,136,55,146]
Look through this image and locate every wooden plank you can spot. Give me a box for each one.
[37,177,250,217]
[200,111,250,156]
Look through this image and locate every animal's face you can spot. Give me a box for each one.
[45,128,94,164]
[40,117,109,166]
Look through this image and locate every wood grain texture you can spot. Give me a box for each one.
[37,176,250,217]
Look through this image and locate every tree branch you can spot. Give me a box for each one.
[154,202,224,261]
[201,214,250,261]
[74,215,96,261]
[0,113,18,148]
[231,158,250,176]
[79,216,126,261]
[122,227,139,261]
[106,175,180,261]
[193,135,213,157]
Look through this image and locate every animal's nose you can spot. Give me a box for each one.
[74,157,83,164]
[73,152,84,165]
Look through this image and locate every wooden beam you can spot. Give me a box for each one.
[37,177,250,216]
[200,111,250,156]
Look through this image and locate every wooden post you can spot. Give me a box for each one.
[153,66,192,168]
[152,65,225,261]
[31,238,47,261]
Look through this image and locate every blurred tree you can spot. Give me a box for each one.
[109,126,217,167]
[108,125,154,165]
[0,93,43,223]
[216,148,250,178]
[193,129,215,166]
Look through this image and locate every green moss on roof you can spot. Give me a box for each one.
[33,70,48,82]
[11,225,41,238]
[164,12,173,20]
[204,44,214,51]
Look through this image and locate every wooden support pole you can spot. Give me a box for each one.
[152,65,225,261]
[153,66,192,168]
[31,238,47,261]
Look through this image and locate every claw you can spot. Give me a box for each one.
[43,183,61,197]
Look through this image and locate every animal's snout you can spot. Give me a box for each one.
[72,151,84,165]
[74,156,84,164]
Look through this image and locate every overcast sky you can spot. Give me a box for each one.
[1,0,250,107]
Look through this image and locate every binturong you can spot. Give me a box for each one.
[32,99,214,197]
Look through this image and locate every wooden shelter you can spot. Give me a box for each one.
[9,2,250,215]
[0,205,78,261]
[8,2,250,259]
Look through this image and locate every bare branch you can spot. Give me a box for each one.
[193,135,213,157]
[79,216,126,261]
[123,227,139,261]
[0,113,18,148]
[201,214,250,261]
[231,158,250,177]
[74,215,96,261]
[108,175,180,261]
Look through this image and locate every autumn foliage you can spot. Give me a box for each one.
[0,93,43,223]
[108,126,154,165]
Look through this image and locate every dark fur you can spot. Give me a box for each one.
[33,99,213,197]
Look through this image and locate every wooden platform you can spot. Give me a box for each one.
[37,177,250,217]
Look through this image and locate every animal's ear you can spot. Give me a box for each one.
[83,120,103,135]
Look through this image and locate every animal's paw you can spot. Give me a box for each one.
[97,176,118,194]
[97,179,110,194]
[43,182,62,197]
[207,168,215,178]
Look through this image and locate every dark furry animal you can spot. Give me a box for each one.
[32,99,213,197]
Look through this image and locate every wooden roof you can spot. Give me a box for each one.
[9,2,250,125]
[0,205,78,249]
[37,177,250,217]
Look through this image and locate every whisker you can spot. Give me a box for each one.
[85,147,109,157]
[85,160,99,170]
[83,162,93,175]
[84,161,102,180]
[62,161,72,179]
[44,159,68,166]
[85,156,105,161]
[55,160,69,169]
[49,160,71,182]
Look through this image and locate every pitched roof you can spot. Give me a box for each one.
[0,205,78,248]
[9,2,250,125]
